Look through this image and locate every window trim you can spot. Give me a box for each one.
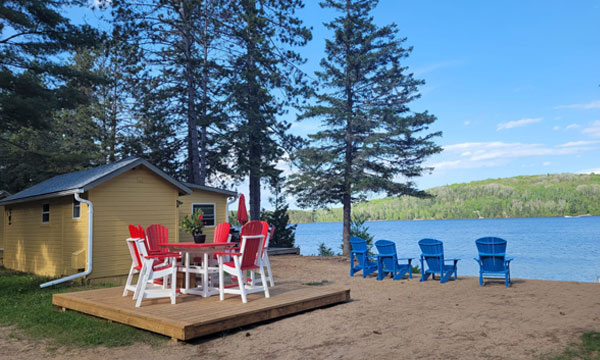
[42,203,50,224]
[191,203,216,227]
[72,198,81,220]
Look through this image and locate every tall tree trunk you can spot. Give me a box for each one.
[245,0,261,220]
[181,1,201,184]
[198,0,211,185]
[342,0,353,256]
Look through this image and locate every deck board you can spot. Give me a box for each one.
[52,283,350,341]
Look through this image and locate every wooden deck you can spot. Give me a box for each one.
[53,283,350,341]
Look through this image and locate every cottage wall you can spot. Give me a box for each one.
[88,166,180,280]
[3,196,87,277]
[178,190,231,243]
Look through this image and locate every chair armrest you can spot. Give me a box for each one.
[397,257,414,260]
[473,257,481,263]
[215,251,242,256]
[445,258,460,263]
[505,257,514,263]
[144,254,177,260]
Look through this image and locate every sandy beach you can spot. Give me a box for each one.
[1,255,599,359]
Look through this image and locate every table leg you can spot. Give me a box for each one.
[185,252,190,292]
[203,252,209,297]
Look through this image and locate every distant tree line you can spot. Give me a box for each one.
[288,173,600,223]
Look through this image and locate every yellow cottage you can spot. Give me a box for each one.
[0,158,236,284]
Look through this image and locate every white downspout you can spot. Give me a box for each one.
[40,191,93,288]
[226,195,239,223]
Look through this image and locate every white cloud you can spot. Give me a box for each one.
[555,100,600,110]
[553,126,560,131]
[558,140,600,147]
[464,120,471,126]
[582,121,600,138]
[497,117,542,130]
[578,168,600,174]
[430,141,598,171]
[413,60,463,76]
[543,161,552,166]
[565,123,580,130]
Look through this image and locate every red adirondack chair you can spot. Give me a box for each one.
[123,225,145,297]
[133,236,178,307]
[240,221,275,287]
[215,233,270,303]
[146,224,170,255]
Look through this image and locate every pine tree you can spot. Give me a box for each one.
[221,0,311,220]
[262,178,297,248]
[0,0,103,132]
[288,0,442,255]
[111,0,231,185]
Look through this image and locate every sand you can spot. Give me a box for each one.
[1,255,599,359]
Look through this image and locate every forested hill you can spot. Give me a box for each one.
[288,173,600,223]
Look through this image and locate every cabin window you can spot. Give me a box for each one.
[42,203,50,224]
[73,199,81,219]
[192,203,215,226]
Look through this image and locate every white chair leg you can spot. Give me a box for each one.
[219,256,225,301]
[123,265,136,296]
[133,265,148,300]
[135,269,151,307]
[259,266,270,298]
[263,253,274,287]
[233,256,247,303]
[170,267,177,304]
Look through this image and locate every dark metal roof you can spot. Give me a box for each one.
[0,157,192,206]
[183,183,237,197]
[0,190,11,200]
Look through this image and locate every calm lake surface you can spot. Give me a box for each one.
[294,216,600,282]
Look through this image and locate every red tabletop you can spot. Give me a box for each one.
[161,242,235,253]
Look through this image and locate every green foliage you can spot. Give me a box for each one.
[317,242,335,257]
[0,0,104,132]
[289,173,600,223]
[288,0,441,255]
[0,267,164,347]
[180,209,205,235]
[262,179,297,248]
[411,265,421,274]
[349,214,374,253]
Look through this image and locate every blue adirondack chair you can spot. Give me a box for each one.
[418,238,459,283]
[375,240,413,280]
[474,237,513,287]
[349,236,377,278]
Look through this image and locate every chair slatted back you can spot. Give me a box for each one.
[350,236,369,267]
[146,224,169,254]
[127,224,143,269]
[239,235,264,270]
[375,240,398,271]
[475,237,507,272]
[213,222,231,243]
[418,238,445,272]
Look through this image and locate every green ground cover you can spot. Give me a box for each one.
[0,267,164,348]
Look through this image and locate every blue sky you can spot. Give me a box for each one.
[78,1,600,210]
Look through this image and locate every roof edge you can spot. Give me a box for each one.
[183,183,237,197]
[0,189,80,206]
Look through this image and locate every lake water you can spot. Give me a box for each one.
[294,216,600,283]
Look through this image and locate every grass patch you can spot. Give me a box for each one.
[0,266,165,348]
[547,332,600,360]
[303,280,330,286]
